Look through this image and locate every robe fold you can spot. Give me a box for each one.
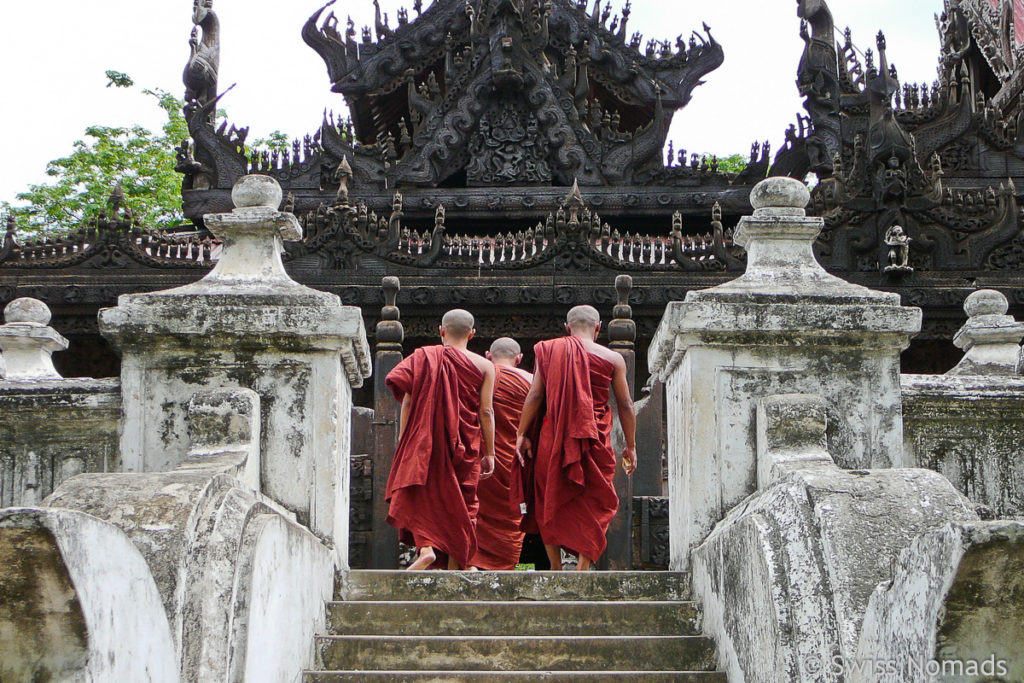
[385,345,484,569]
[470,365,530,570]
[529,336,618,562]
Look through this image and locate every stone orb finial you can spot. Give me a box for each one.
[964,289,1008,318]
[750,176,811,212]
[4,297,51,326]
[231,174,284,211]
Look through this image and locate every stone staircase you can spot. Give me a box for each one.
[303,570,727,682]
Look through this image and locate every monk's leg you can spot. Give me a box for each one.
[544,544,563,571]
[408,546,437,570]
[576,555,594,572]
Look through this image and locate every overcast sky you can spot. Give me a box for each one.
[0,0,943,204]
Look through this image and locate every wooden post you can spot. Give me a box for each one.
[370,276,403,569]
[602,274,635,570]
[633,376,665,497]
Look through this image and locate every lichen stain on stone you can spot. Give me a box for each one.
[936,536,1024,677]
[0,525,88,682]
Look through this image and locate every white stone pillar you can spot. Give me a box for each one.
[947,289,1024,376]
[649,177,921,570]
[0,298,68,381]
[99,175,371,567]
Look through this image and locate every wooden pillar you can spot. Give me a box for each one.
[633,376,665,497]
[370,276,403,569]
[602,274,635,570]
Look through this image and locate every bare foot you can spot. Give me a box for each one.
[408,546,436,570]
[467,566,479,572]
[544,544,563,571]
[576,555,593,572]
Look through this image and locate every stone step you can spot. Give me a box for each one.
[326,600,702,636]
[336,571,692,602]
[305,672,728,682]
[316,635,718,672]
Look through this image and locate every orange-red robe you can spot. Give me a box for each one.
[470,365,530,570]
[530,336,618,562]
[385,345,484,569]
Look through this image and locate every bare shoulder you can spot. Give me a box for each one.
[465,349,496,377]
[511,367,534,383]
[584,340,625,368]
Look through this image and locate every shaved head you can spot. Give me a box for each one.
[489,337,521,360]
[441,309,475,339]
[566,305,600,330]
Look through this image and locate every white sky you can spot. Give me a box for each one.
[0,0,943,203]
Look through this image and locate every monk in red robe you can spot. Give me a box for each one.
[516,305,637,571]
[385,309,496,570]
[470,337,532,570]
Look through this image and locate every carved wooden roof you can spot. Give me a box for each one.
[302,0,723,190]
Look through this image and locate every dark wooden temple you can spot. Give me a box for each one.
[3,0,1024,565]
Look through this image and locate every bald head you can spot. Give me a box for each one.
[489,337,521,361]
[566,305,600,331]
[441,309,475,340]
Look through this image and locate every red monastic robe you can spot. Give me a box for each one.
[385,345,484,569]
[470,365,530,570]
[530,336,618,562]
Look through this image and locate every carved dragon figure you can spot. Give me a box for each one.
[797,0,841,176]
[183,0,220,117]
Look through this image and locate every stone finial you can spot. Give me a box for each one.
[0,298,68,380]
[230,174,283,210]
[963,289,1008,318]
[376,276,404,351]
[704,175,904,306]
[749,176,811,217]
[4,298,52,326]
[195,174,303,291]
[948,289,1024,376]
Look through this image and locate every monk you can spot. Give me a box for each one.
[516,305,637,571]
[385,309,496,571]
[470,337,533,570]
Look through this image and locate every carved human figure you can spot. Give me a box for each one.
[884,224,913,272]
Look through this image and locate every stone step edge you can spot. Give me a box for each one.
[304,671,726,677]
[315,635,713,642]
[327,599,700,607]
[338,570,690,578]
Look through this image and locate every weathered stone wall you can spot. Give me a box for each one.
[856,521,1024,682]
[902,374,1024,519]
[0,507,178,683]
[0,379,120,507]
[690,391,978,683]
[39,386,334,682]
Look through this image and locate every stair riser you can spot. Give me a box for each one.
[316,636,718,672]
[327,601,702,636]
[337,571,693,602]
[304,673,729,682]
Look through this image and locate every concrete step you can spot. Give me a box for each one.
[305,672,728,682]
[326,600,702,636]
[316,635,718,672]
[336,571,692,602]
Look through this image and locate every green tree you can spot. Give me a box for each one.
[715,154,749,175]
[8,71,189,236]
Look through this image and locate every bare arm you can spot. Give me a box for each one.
[397,393,412,441]
[515,365,546,464]
[478,363,497,478]
[610,356,637,476]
